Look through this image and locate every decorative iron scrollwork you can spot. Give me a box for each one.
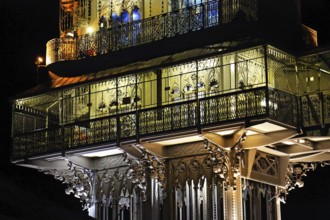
[124,144,166,199]
[41,161,95,210]
[279,161,330,203]
[41,148,166,209]
[204,133,246,190]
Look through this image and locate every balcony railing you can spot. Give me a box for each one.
[12,87,299,160]
[46,0,258,65]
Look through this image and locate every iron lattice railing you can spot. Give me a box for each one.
[12,87,299,159]
[300,90,330,128]
[46,0,259,65]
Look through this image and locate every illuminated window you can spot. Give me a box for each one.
[121,9,130,24]
[132,5,141,21]
[111,12,120,26]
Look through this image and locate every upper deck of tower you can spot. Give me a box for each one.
[46,0,317,76]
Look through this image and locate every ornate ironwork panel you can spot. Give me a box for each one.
[141,17,154,43]
[46,0,263,64]
[189,5,204,31]
[324,92,330,124]
[162,107,173,131]
[205,0,219,27]
[131,20,143,45]
[252,151,278,176]
[62,116,118,149]
[222,0,240,23]
[300,93,321,127]
[269,89,297,126]
[98,30,110,54]
[12,127,62,158]
[200,88,267,125]
[12,111,45,135]
[153,15,166,41]
[77,33,98,58]
[46,127,63,152]
[59,37,77,60]
[11,86,304,159]
[12,136,25,159]
[165,12,178,38]
[118,23,131,49]
[177,8,190,34]
[120,113,136,138]
[139,100,197,136]
[282,162,330,203]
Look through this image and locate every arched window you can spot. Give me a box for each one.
[132,5,141,21]
[121,9,130,24]
[111,12,120,27]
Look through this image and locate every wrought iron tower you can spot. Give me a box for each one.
[11,0,330,219]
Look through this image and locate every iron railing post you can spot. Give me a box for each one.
[116,78,121,145]
[218,0,223,24]
[320,92,325,129]
[263,45,270,117]
[196,60,201,133]
[135,73,140,142]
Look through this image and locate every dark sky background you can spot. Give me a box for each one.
[0,0,330,219]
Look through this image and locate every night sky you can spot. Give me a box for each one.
[0,0,330,219]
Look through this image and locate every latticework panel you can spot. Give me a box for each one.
[269,89,297,126]
[200,88,267,125]
[252,151,278,176]
[300,93,322,127]
[324,91,330,125]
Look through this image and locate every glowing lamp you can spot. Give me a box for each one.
[87,27,93,34]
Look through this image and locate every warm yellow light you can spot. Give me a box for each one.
[67,32,74,37]
[154,135,203,146]
[215,129,237,136]
[230,63,235,73]
[38,57,43,63]
[35,56,44,65]
[87,26,93,34]
[249,122,287,133]
[245,130,259,136]
[281,140,296,145]
[81,148,123,157]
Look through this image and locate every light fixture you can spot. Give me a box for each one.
[197,82,204,88]
[35,56,44,65]
[297,139,306,144]
[245,130,259,136]
[260,98,278,110]
[87,26,93,34]
[154,135,203,145]
[281,140,296,145]
[230,63,235,73]
[306,76,315,82]
[210,79,218,87]
[132,5,141,21]
[249,122,287,133]
[81,148,123,157]
[215,129,237,136]
[67,32,74,37]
